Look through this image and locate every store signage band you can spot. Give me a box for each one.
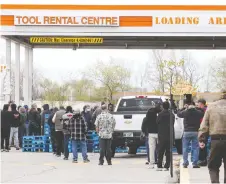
[14,16,119,26]
[13,15,226,27]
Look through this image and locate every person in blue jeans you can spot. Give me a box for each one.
[177,102,204,168]
[182,132,199,167]
[67,109,90,163]
[62,106,74,160]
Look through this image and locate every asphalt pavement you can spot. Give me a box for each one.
[1,148,174,183]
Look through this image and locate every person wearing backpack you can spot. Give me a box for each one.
[18,107,27,148]
[9,103,21,150]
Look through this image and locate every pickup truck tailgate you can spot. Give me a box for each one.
[113,113,145,131]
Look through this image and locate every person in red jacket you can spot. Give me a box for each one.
[197,99,208,166]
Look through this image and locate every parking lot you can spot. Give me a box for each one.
[1,149,174,183]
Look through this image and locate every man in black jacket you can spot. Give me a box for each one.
[177,102,204,168]
[142,102,161,169]
[9,104,21,150]
[1,104,10,151]
[157,101,175,171]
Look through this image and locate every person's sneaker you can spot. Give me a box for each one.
[198,160,207,167]
[183,165,188,168]
[108,162,112,165]
[156,167,163,171]
[56,155,61,157]
[83,159,90,163]
[63,157,68,160]
[1,149,5,152]
[72,160,78,163]
[98,162,103,166]
[163,168,169,171]
[145,161,150,165]
[5,149,9,152]
[16,148,20,150]
[148,164,155,169]
[193,165,200,168]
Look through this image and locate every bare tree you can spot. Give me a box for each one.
[85,58,131,101]
[180,52,204,89]
[211,57,226,91]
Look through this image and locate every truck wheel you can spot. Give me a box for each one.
[128,147,137,155]
[175,139,182,155]
[111,146,116,158]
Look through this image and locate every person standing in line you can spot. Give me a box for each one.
[24,105,29,136]
[41,104,51,135]
[141,117,150,165]
[95,104,116,166]
[1,104,10,152]
[37,108,41,114]
[92,102,105,124]
[62,106,74,160]
[28,104,41,136]
[196,99,208,166]
[156,101,175,171]
[177,102,204,168]
[18,107,27,148]
[81,105,92,130]
[199,92,226,184]
[67,109,90,163]
[142,103,161,169]
[108,103,114,113]
[52,106,65,157]
[9,103,20,150]
[48,107,58,155]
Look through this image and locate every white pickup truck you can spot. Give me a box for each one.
[111,95,184,157]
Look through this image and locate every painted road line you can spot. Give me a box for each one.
[132,160,146,164]
[112,161,120,164]
[180,161,190,184]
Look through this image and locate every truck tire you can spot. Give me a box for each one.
[175,139,182,155]
[128,147,137,155]
[111,146,116,158]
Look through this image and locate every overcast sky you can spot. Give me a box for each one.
[0,38,225,92]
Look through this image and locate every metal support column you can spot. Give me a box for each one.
[28,48,33,107]
[5,39,11,103]
[23,46,29,106]
[15,43,20,105]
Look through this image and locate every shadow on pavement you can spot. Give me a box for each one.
[114,153,147,159]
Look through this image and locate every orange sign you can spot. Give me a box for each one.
[14,16,119,26]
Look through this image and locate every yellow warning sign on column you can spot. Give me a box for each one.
[29,37,103,44]
[0,64,7,73]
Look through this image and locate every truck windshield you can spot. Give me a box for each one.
[117,98,162,112]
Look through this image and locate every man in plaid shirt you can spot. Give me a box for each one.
[67,109,90,163]
[95,104,116,165]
